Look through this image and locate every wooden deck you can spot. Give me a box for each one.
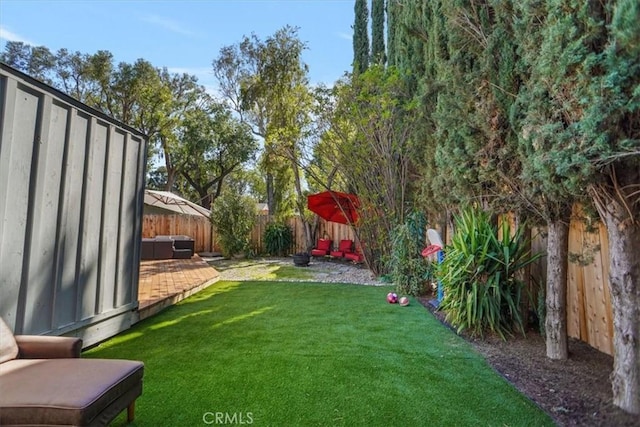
[137,255,220,321]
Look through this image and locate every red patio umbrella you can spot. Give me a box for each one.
[307,191,360,225]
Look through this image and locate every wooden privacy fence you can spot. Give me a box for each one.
[144,213,357,255]
[529,216,614,356]
[250,216,357,254]
[142,214,214,253]
[144,211,614,356]
[251,215,307,254]
[566,219,613,355]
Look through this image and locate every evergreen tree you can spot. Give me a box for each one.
[371,0,386,65]
[386,0,397,66]
[382,0,640,414]
[517,0,640,413]
[353,0,370,74]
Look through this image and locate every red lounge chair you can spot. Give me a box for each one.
[344,251,363,263]
[330,239,353,258]
[311,239,332,257]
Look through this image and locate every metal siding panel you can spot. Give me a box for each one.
[131,136,147,302]
[55,111,88,329]
[24,98,68,333]
[78,118,107,320]
[116,134,138,307]
[1,65,147,345]
[0,81,39,333]
[0,76,20,329]
[99,127,124,312]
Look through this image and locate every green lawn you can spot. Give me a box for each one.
[86,281,554,426]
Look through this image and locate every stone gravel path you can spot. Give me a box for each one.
[203,256,386,286]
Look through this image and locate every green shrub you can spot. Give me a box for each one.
[263,222,293,256]
[211,191,256,258]
[389,211,433,296]
[437,208,541,339]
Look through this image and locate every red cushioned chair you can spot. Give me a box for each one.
[344,251,363,263]
[330,239,353,258]
[310,239,332,257]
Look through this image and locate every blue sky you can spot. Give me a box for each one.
[0,0,355,91]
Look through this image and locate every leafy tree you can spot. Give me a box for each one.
[371,0,386,65]
[509,0,578,361]
[228,167,267,203]
[387,1,575,363]
[211,188,257,258]
[353,0,370,74]
[389,211,432,296]
[213,26,315,246]
[0,41,56,83]
[582,10,640,412]
[52,48,95,101]
[176,102,258,210]
[317,66,421,274]
[155,70,206,191]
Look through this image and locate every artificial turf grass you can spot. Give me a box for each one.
[85,281,554,427]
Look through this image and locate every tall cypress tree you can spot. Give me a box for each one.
[514,0,640,412]
[386,0,397,66]
[353,0,370,74]
[371,0,386,65]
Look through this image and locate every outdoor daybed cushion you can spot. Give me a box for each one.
[0,318,144,427]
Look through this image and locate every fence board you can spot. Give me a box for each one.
[568,218,588,342]
[586,223,612,355]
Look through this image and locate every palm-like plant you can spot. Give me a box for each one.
[437,208,541,339]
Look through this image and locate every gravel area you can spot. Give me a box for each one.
[204,256,386,286]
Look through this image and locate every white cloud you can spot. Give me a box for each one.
[337,32,352,41]
[0,26,36,45]
[141,15,197,37]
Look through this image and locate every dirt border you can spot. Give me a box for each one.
[417,297,638,427]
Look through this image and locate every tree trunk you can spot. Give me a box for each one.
[599,199,640,414]
[162,139,177,191]
[514,214,532,329]
[291,160,313,252]
[266,173,275,215]
[164,167,177,192]
[545,219,569,360]
[201,193,212,211]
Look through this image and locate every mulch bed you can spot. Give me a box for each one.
[417,297,639,427]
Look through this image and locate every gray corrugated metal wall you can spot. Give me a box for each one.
[0,64,147,347]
